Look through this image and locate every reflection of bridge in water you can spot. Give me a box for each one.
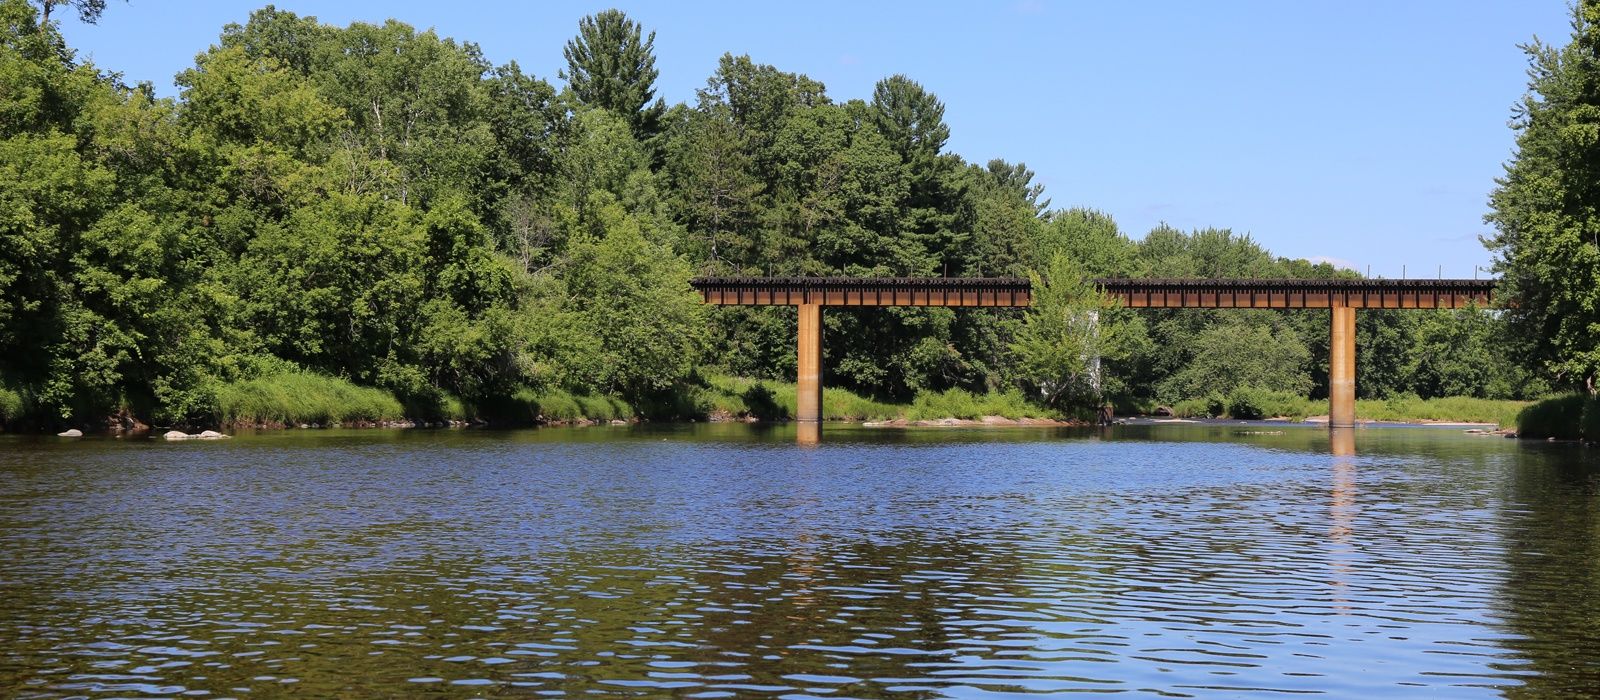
[690,277,1496,443]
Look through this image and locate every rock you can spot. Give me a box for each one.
[610,419,627,426]
[163,430,191,440]
[196,430,229,439]
[57,428,83,437]
[1154,405,1174,417]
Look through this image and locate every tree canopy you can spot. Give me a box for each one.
[1486,0,1600,395]
[0,1,1545,427]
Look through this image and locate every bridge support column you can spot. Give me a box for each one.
[797,303,823,425]
[1330,306,1356,429]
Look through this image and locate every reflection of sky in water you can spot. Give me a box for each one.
[0,425,1595,697]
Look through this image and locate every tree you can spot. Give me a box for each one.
[1486,1,1600,395]
[32,0,113,25]
[870,74,949,163]
[561,9,664,140]
[1009,253,1123,407]
[1159,318,1314,400]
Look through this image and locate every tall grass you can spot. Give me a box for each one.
[906,388,1055,421]
[1360,395,1527,428]
[1171,389,1322,420]
[215,373,404,425]
[475,388,634,424]
[697,375,903,421]
[1169,388,1526,426]
[693,375,1056,422]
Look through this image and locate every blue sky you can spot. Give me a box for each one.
[57,1,1571,279]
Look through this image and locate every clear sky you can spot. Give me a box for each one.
[57,1,1572,279]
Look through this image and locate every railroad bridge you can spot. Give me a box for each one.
[690,276,1496,432]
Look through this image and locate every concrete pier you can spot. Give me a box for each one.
[797,303,823,425]
[1330,306,1356,429]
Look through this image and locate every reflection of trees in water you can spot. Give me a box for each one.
[1495,447,1600,697]
[677,532,1031,698]
[357,533,1032,697]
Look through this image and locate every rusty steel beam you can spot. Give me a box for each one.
[1092,278,1495,310]
[689,277,1033,307]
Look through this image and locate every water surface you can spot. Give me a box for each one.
[1,424,1596,697]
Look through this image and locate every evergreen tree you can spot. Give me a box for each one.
[561,9,665,140]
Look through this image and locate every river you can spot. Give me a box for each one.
[1,424,1596,697]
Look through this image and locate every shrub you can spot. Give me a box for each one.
[1517,394,1588,439]
[0,386,21,423]
[1224,387,1315,420]
[1226,387,1269,419]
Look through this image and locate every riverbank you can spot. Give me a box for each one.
[1,371,1556,436]
[1158,391,1530,429]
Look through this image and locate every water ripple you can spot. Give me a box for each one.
[1,424,1597,697]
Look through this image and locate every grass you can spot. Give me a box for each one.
[473,388,634,424]
[1169,388,1528,427]
[1171,389,1321,421]
[215,372,404,425]
[695,375,903,421]
[691,375,1057,422]
[1359,395,1528,428]
[906,388,1055,421]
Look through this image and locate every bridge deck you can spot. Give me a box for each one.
[1094,278,1495,309]
[690,277,1495,309]
[690,277,1032,307]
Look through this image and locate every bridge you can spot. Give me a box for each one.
[690,276,1496,432]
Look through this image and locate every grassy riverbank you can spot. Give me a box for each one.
[209,372,1061,428]
[683,376,1057,422]
[13,370,1539,432]
[1164,389,1529,427]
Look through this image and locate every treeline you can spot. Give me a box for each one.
[0,2,1549,428]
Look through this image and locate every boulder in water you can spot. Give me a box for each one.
[196,430,229,439]
[162,430,191,440]
[57,428,83,437]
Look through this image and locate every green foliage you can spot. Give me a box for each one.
[1009,253,1124,407]
[214,372,404,425]
[561,9,664,139]
[1486,3,1600,394]
[0,384,20,422]
[1160,317,1313,401]
[1517,394,1589,439]
[693,375,901,421]
[1361,395,1527,428]
[906,388,1051,421]
[0,0,1554,430]
[1170,388,1317,420]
